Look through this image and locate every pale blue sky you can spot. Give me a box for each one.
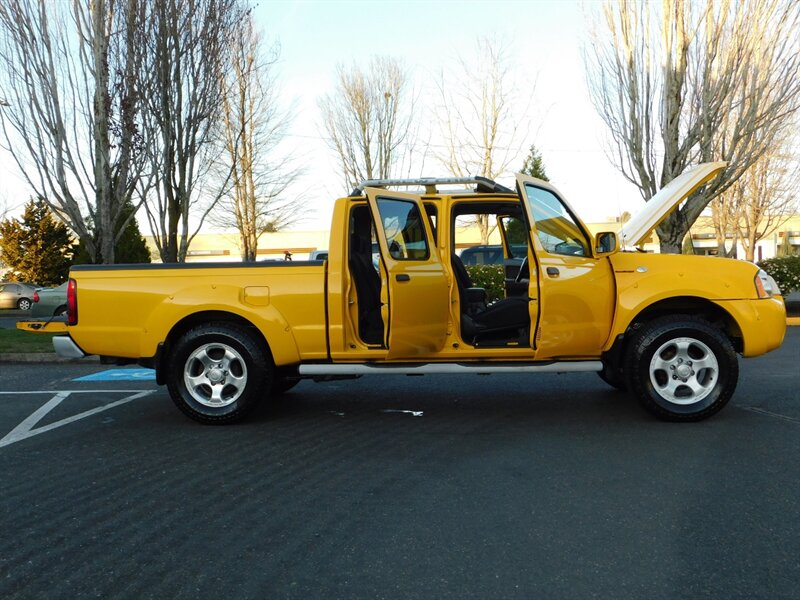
[253,0,644,228]
[0,0,644,229]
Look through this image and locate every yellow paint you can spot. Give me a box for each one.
[64,178,787,368]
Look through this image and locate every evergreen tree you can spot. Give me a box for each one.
[0,198,73,285]
[114,200,151,263]
[73,199,151,264]
[520,144,549,181]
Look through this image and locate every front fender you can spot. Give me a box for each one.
[607,254,760,345]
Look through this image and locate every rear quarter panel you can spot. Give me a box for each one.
[68,262,327,365]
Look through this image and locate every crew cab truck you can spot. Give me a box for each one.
[53,163,786,424]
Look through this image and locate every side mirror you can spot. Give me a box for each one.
[595,231,618,255]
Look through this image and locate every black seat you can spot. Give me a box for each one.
[451,253,530,343]
[349,208,384,345]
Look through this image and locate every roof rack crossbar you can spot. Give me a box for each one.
[351,175,514,196]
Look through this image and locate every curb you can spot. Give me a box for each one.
[788,317,800,327]
[0,353,100,364]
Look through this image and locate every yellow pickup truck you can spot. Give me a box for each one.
[52,163,786,424]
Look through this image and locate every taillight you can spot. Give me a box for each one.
[67,278,78,326]
[33,291,40,303]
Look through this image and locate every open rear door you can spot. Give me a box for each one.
[364,188,449,359]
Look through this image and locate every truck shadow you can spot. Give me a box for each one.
[257,373,649,427]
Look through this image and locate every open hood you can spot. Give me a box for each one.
[619,162,727,248]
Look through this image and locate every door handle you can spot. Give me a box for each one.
[546,267,560,277]
[396,274,410,282]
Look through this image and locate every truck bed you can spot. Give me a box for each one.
[68,261,328,364]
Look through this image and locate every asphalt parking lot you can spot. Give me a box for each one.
[0,328,798,599]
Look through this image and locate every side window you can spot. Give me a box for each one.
[424,203,438,243]
[376,198,430,260]
[499,216,529,259]
[524,184,588,257]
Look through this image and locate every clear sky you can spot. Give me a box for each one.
[252,0,645,230]
[0,0,645,230]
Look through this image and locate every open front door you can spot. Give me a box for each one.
[516,175,615,359]
[364,188,449,359]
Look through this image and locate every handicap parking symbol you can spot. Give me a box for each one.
[74,368,156,382]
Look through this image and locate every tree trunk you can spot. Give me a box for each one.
[92,0,113,264]
[656,214,685,254]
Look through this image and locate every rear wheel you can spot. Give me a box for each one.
[167,322,271,424]
[625,316,738,422]
[17,298,31,310]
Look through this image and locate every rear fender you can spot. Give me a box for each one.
[141,287,301,366]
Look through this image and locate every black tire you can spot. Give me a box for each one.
[54,305,67,317]
[166,322,272,424]
[17,298,31,311]
[625,315,738,422]
[598,360,627,391]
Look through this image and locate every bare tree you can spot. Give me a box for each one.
[0,0,149,263]
[211,16,302,261]
[734,152,798,262]
[140,0,243,263]
[586,0,800,253]
[709,197,739,258]
[435,37,533,243]
[319,56,415,191]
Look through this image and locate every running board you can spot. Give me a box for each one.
[299,361,602,376]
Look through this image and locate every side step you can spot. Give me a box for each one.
[299,361,602,376]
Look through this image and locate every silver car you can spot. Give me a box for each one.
[31,282,68,318]
[0,282,36,310]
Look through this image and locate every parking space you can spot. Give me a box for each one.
[0,329,798,598]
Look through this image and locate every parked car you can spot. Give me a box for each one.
[0,282,36,310]
[31,282,68,318]
[459,244,528,265]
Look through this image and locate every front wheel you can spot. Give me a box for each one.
[167,322,272,424]
[625,316,738,422]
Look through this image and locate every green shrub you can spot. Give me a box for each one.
[465,264,506,303]
[757,256,800,294]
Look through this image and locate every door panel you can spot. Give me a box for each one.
[364,189,450,359]
[516,175,615,358]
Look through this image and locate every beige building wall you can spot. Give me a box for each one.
[146,214,800,263]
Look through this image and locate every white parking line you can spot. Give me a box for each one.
[0,390,154,449]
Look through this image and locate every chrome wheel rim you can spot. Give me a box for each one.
[183,342,248,408]
[649,337,719,405]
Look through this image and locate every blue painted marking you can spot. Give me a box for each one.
[74,368,156,382]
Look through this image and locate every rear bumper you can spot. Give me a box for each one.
[53,336,87,359]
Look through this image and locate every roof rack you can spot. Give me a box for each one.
[352,175,515,196]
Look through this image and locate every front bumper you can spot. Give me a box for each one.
[717,297,787,357]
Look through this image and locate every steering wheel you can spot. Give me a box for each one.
[514,256,529,284]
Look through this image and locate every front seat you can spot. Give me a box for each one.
[451,253,530,343]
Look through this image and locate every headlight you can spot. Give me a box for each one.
[755,269,781,298]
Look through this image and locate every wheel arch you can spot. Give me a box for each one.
[153,310,274,385]
[606,296,744,365]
